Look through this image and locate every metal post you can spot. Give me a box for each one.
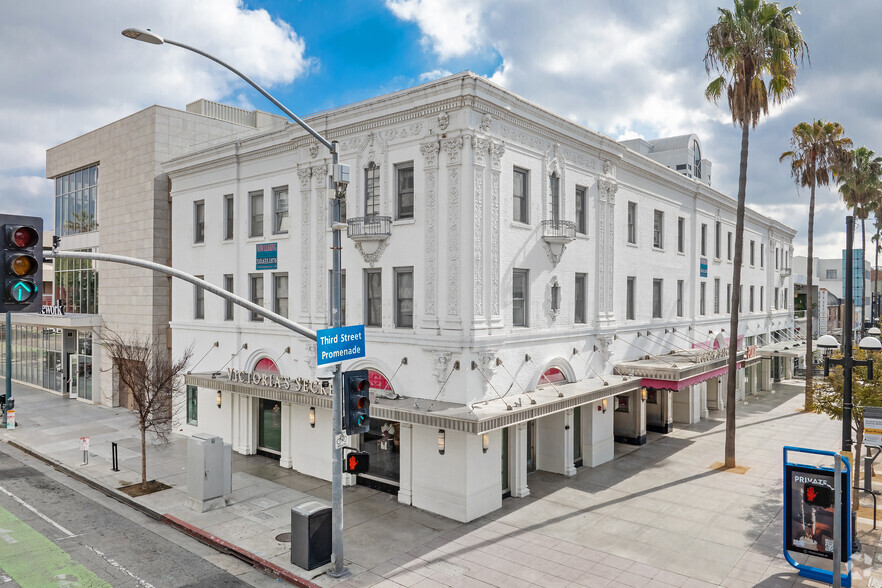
[844,216,854,454]
[111,442,119,472]
[833,454,842,588]
[3,312,10,427]
[328,142,349,579]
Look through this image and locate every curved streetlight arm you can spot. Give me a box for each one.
[122,29,334,155]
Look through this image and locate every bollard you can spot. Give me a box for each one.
[866,455,874,493]
[111,442,119,472]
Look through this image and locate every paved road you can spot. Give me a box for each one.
[0,443,276,587]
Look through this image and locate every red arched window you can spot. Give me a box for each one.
[539,367,567,386]
[254,358,279,374]
[369,370,392,392]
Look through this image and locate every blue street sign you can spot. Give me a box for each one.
[317,324,366,365]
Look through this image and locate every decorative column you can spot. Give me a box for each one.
[420,141,440,332]
[298,167,312,323]
[564,409,576,477]
[279,403,293,468]
[397,423,413,505]
[472,136,490,330]
[511,423,530,498]
[442,136,464,330]
[233,394,255,455]
[490,142,505,328]
[313,164,328,323]
[596,164,618,324]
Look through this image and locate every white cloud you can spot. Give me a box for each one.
[419,69,452,82]
[385,0,483,59]
[0,0,313,223]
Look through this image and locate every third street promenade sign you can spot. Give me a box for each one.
[317,324,366,365]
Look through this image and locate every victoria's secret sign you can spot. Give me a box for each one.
[227,369,329,396]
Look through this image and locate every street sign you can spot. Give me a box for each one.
[864,406,882,448]
[79,436,90,452]
[5,411,13,429]
[317,324,365,365]
[785,462,848,562]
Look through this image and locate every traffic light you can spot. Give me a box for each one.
[804,483,834,509]
[343,369,370,435]
[1,214,42,313]
[343,451,369,474]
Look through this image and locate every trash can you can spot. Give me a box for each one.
[290,500,332,570]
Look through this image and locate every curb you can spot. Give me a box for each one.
[3,439,317,587]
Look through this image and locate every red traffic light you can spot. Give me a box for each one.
[10,226,38,249]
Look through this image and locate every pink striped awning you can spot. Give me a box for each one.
[641,363,742,391]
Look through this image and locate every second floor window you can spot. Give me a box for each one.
[396,164,414,220]
[365,269,382,327]
[194,201,204,244]
[273,187,289,234]
[395,268,414,328]
[627,202,637,244]
[223,274,234,320]
[249,191,264,238]
[653,210,664,249]
[513,269,528,326]
[194,275,204,319]
[550,174,560,222]
[575,273,586,323]
[701,223,708,256]
[273,272,288,318]
[365,162,380,218]
[714,278,720,314]
[250,274,264,321]
[700,282,706,315]
[677,280,684,317]
[224,195,234,240]
[513,168,528,223]
[575,187,587,234]
[626,276,635,320]
[715,221,721,259]
[727,232,732,261]
[677,217,685,253]
[750,240,755,266]
[652,279,663,318]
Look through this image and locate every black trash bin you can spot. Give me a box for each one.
[290,500,332,570]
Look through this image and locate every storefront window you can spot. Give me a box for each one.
[362,418,400,484]
[187,385,198,425]
[0,323,64,395]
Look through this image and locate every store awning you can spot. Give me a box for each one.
[755,338,811,359]
[614,347,746,391]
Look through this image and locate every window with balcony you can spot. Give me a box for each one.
[365,162,380,218]
[550,174,560,222]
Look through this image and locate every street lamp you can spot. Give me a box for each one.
[123,27,351,578]
[869,326,881,337]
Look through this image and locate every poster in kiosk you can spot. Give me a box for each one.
[785,463,849,562]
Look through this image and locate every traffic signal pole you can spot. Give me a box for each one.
[3,312,10,427]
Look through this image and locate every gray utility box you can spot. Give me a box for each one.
[187,433,230,501]
[290,500,332,570]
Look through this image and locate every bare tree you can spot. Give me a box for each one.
[102,328,193,489]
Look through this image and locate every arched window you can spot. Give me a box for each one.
[254,358,279,374]
[369,369,393,393]
[693,139,702,179]
[539,367,567,386]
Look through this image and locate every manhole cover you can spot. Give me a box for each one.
[275,533,291,543]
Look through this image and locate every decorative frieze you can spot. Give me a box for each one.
[313,165,328,319]
[421,142,440,323]
[298,167,312,316]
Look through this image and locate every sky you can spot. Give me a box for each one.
[2,0,882,262]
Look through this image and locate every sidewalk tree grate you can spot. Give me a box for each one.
[275,532,291,543]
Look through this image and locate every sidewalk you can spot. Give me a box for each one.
[1,380,881,587]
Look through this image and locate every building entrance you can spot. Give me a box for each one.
[357,418,401,493]
[257,398,282,456]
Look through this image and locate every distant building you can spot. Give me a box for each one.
[621,134,712,186]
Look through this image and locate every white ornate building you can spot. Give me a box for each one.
[165,72,796,522]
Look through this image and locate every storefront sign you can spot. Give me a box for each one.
[41,302,65,316]
[317,324,366,365]
[864,407,882,447]
[785,463,848,561]
[256,242,278,270]
[745,345,757,359]
[226,368,330,396]
[700,257,708,278]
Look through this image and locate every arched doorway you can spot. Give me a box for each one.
[255,358,282,457]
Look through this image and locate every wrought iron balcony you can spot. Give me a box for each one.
[347,216,392,241]
[780,267,792,278]
[541,219,576,243]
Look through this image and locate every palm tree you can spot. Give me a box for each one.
[838,147,882,327]
[780,121,852,412]
[705,0,807,468]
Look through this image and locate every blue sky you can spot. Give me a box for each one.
[3,0,882,261]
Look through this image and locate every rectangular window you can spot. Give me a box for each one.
[396,163,414,220]
[550,175,560,222]
[750,240,755,266]
[761,243,765,268]
[760,286,764,311]
[194,275,204,319]
[186,385,198,426]
[677,217,685,253]
[54,164,99,237]
[653,210,664,249]
[826,269,837,279]
[395,268,414,328]
[575,273,587,323]
[194,201,205,244]
[223,194,234,240]
[701,223,707,256]
[727,232,732,261]
[273,186,289,234]
[273,272,288,318]
[715,221,721,259]
[750,286,755,312]
[513,269,528,326]
[700,282,706,315]
[627,202,637,244]
[652,279,663,318]
[775,287,780,310]
[365,269,382,327]
[626,276,636,320]
[223,274,234,321]
[249,191,264,238]
[575,187,587,234]
[714,278,720,314]
[250,274,264,321]
[776,247,779,269]
[727,284,731,314]
[328,270,347,326]
[365,163,380,217]
[513,168,529,223]
[784,288,788,309]
[677,280,684,317]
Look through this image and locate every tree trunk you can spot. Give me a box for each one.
[725,123,749,468]
[140,421,147,489]
[805,181,815,411]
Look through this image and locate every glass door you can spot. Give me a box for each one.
[68,353,78,399]
[257,398,282,455]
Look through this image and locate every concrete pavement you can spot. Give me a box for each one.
[1,379,880,587]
